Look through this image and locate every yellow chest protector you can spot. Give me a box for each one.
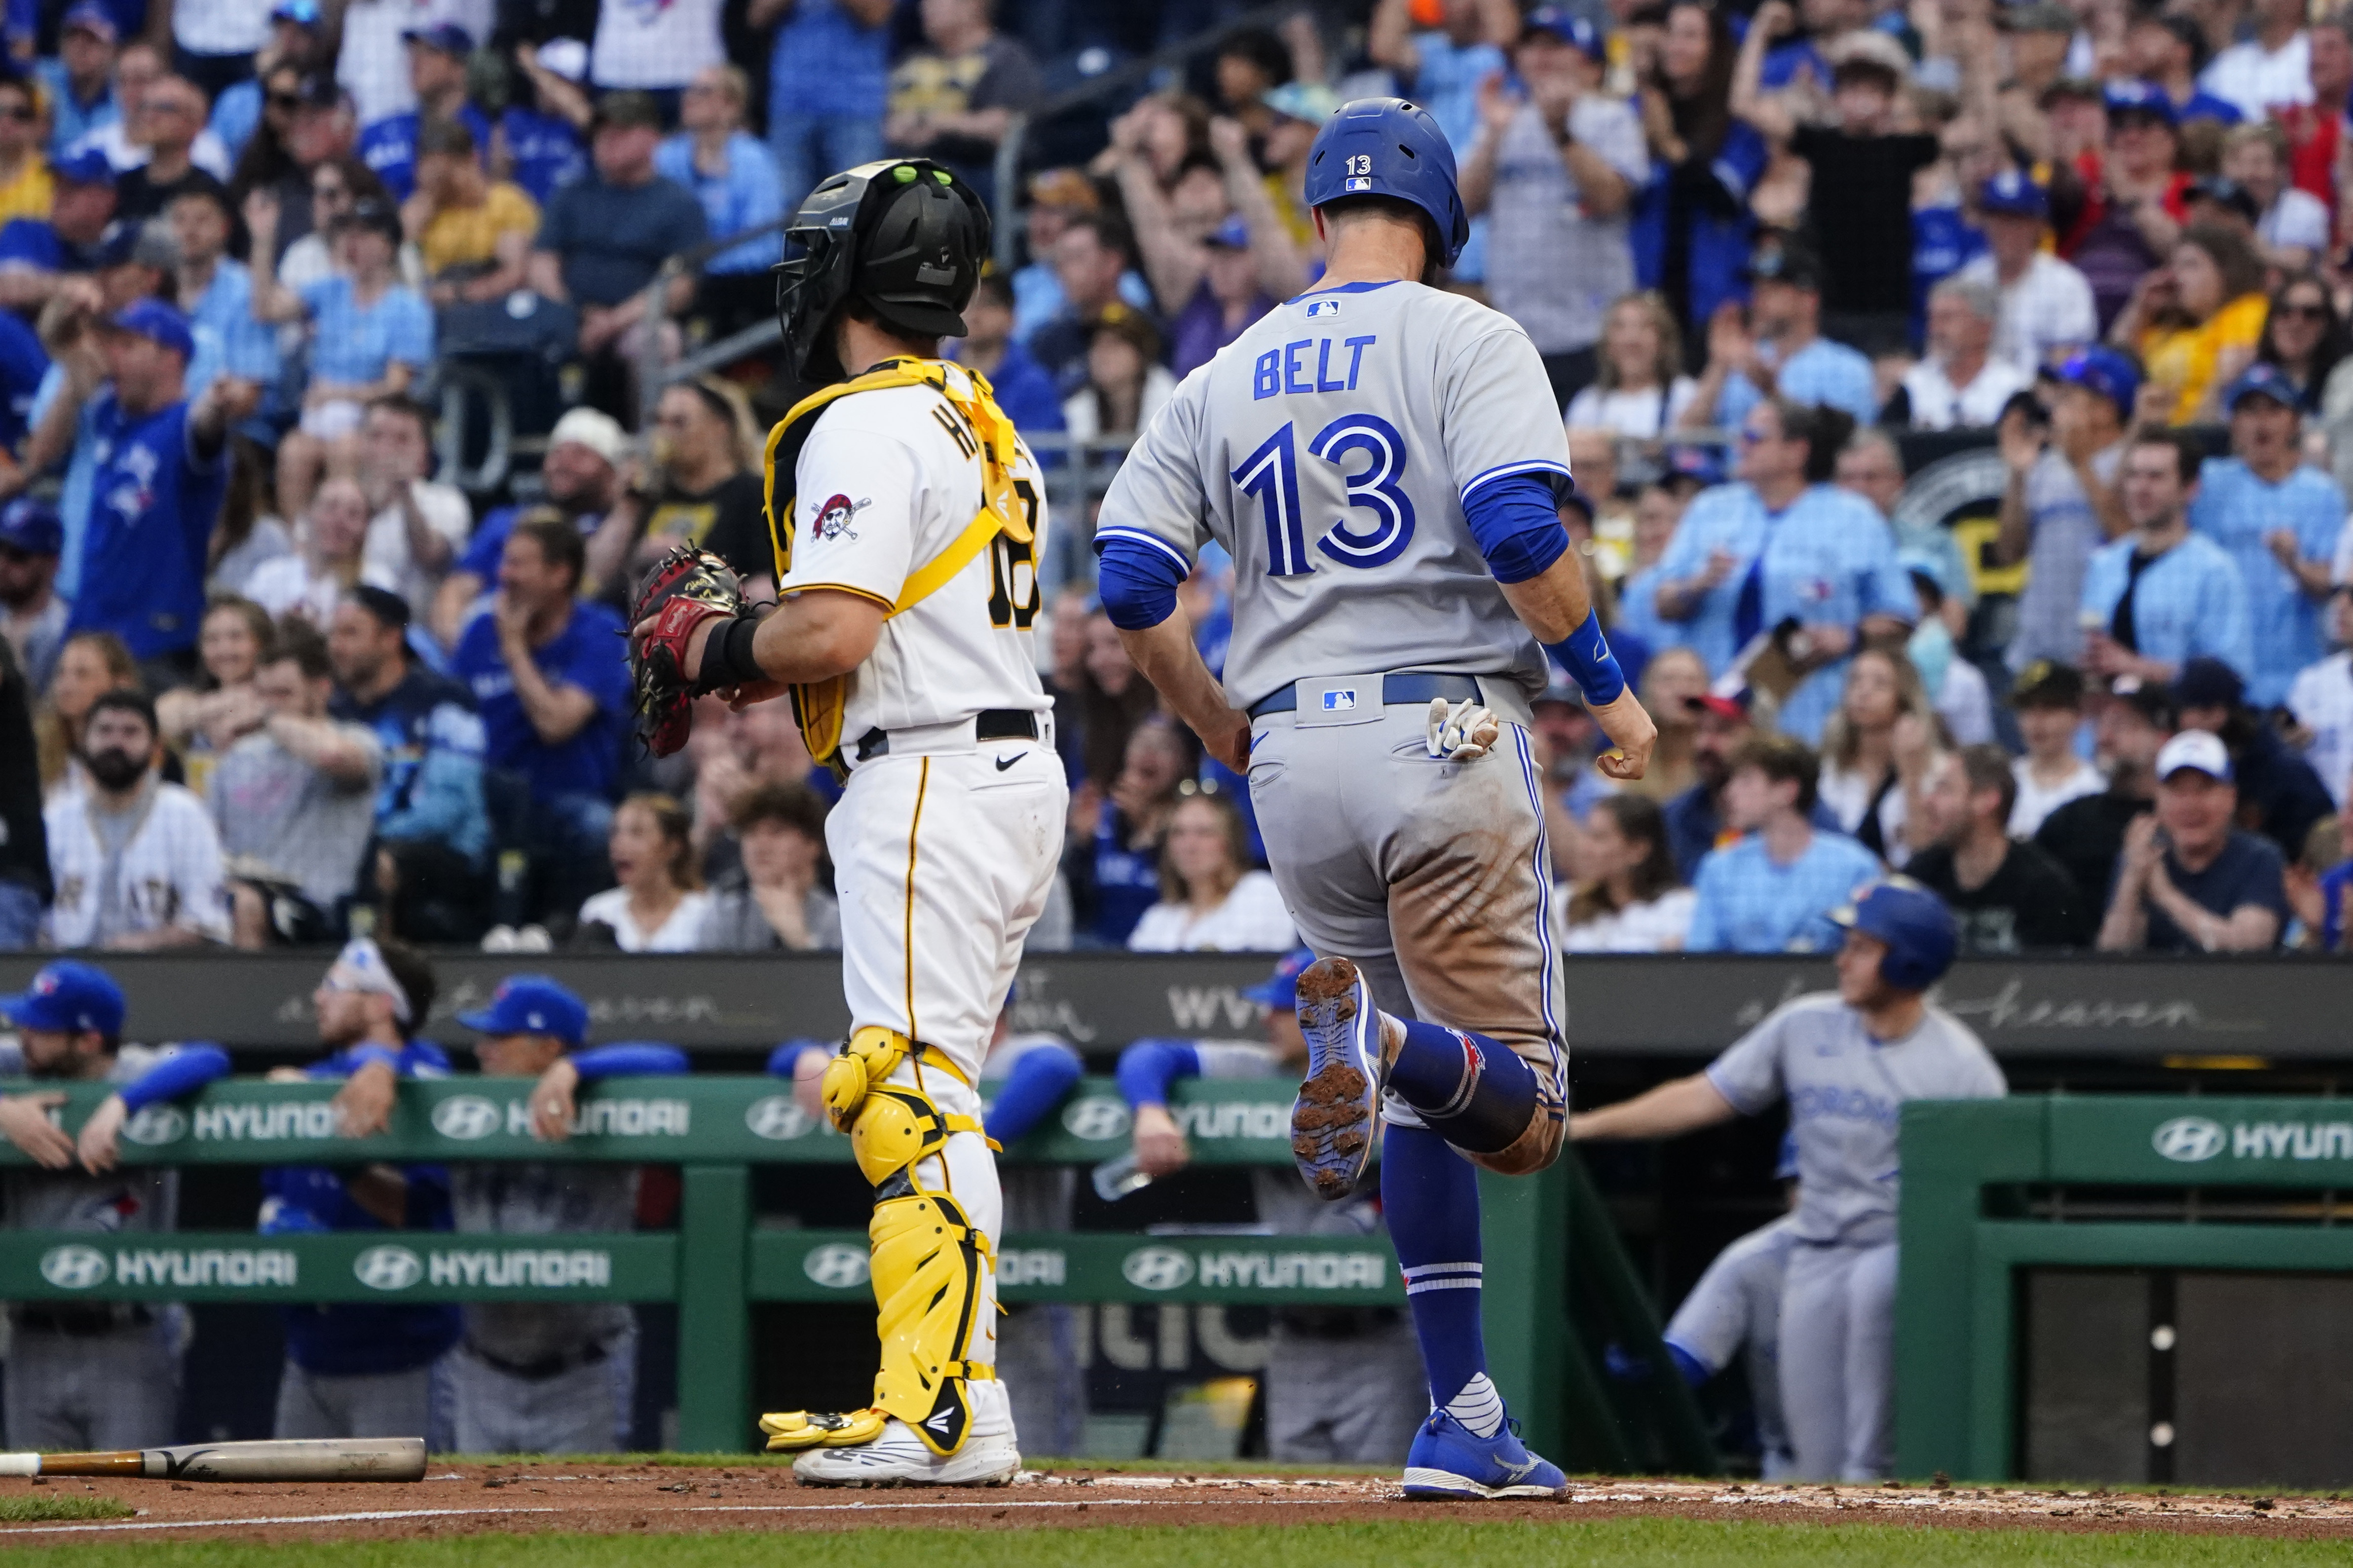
[762,356,1036,769]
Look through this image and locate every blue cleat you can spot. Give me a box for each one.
[1400,1411,1568,1500]
[1290,957,1381,1200]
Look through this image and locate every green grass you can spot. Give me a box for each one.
[0,1494,132,1522]
[0,1517,2341,1568]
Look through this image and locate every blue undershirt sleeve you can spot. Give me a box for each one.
[765,1040,831,1078]
[1463,472,1572,587]
[983,1044,1084,1144]
[570,1043,690,1081]
[1095,533,1190,631]
[117,1044,232,1113]
[1114,1038,1202,1108]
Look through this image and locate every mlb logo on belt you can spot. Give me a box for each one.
[1322,689,1358,712]
[1306,299,1341,318]
[1344,176,1372,192]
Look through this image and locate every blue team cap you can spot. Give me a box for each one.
[108,298,192,360]
[2103,78,2177,126]
[0,496,61,555]
[1977,169,2048,219]
[1205,213,1251,249]
[400,20,473,54]
[1775,1132,1799,1181]
[270,0,321,26]
[2222,361,2301,414]
[457,974,588,1047]
[1,960,125,1037]
[2053,346,2139,422]
[1897,546,1953,598]
[1243,948,1318,1011]
[60,2,116,39]
[53,148,115,187]
[1524,6,1608,60]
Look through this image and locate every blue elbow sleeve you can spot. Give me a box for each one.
[1463,473,1572,586]
[571,1043,689,1081]
[1095,531,1190,631]
[1545,609,1627,706]
[985,1046,1083,1144]
[118,1044,232,1113]
[1114,1038,1201,1108]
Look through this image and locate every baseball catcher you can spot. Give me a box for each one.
[631,159,1059,1487]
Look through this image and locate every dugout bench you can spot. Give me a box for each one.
[1899,1095,2353,1489]
[0,1075,1712,1467]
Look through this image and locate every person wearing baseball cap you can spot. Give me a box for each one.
[2005,661,2102,837]
[0,957,236,1450]
[450,974,685,1454]
[0,147,119,306]
[2076,81,2189,328]
[353,21,491,202]
[1456,0,1641,407]
[1993,346,2133,676]
[2171,655,2334,864]
[431,404,627,647]
[53,289,256,670]
[2097,727,2289,951]
[0,495,64,692]
[1697,231,1878,432]
[1953,171,2095,371]
[36,5,123,161]
[2186,363,2344,709]
[1110,945,1426,1461]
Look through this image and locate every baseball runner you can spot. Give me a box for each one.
[1094,96,1656,1499]
[631,158,1060,1486]
[1570,879,2005,1479]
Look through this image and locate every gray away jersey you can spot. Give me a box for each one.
[1703,995,2005,1246]
[1,1044,178,1236]
[1097,281,1571,710]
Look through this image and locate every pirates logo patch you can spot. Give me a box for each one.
[810,493,869,542]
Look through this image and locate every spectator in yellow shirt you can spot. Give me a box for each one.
[0,76,54,227]
[2113,223,2269,426]
[400,119,537,305]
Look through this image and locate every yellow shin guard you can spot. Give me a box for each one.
[759,1049,996,1457]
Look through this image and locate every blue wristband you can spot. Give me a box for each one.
[1546,610,1626,707]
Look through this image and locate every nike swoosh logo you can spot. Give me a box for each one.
[995,754,1021,771]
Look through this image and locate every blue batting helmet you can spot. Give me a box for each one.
[1303,97,1470,268]
[1829,877,1957,992]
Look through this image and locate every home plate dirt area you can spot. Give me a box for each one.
[2,1465,2351,1546]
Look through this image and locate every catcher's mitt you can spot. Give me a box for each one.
[627,546,760,757]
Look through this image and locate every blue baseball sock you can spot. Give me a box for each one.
[1383,1017,1539,1157]
[1382,1120,1503,1437]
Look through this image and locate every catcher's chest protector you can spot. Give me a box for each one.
[761,357,1034,771]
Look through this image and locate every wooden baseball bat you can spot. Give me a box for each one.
[0,1437,426,1482]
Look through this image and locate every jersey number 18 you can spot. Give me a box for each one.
[1230,412,1417,576]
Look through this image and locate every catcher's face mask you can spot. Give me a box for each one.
[773,159,991,384]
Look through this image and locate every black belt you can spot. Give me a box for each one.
[465,1339,610,1382]
[852,709,1040,763]
[11,1304,152,1336]
[1247,671,1483,721]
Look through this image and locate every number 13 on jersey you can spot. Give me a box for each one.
[1232,412,1417,575]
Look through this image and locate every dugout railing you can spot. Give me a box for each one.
[0,1073,1710,1468]
[1898,1095,2353,1489]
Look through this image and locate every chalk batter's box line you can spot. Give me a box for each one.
[0,1495,1365,1536]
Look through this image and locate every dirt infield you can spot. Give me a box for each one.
[1,1465,2349,1547]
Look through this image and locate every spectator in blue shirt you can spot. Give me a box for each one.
[1649,396,1914,743]
[53,299,255,672]
[500,39,592,206]
[1664,690,1851,881]
[245,189,432,525]
[2081,428,2255,690]
[1686,732,1886,951]
[328,585,490,942]
[168,185,277,405]
[431,408,624,651]
[0,304,47,453]
[34,5,123,162]
[655,64,785,338]
[450,512,631,926]
[1366,0,1514,282]
[354,22,491,203]
[755,0,891,211]
[2186,365,2344,707]
[0,151,120,313]
[950,271,1064,443]
[263,936,462,1441]
[1687,234,1880,434]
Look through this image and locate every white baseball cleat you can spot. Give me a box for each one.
[791,1381,1021,1488]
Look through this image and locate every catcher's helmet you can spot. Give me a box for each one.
[1302,97,1470,267]
[773,159,992,383]
[1829,878,1958,992]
